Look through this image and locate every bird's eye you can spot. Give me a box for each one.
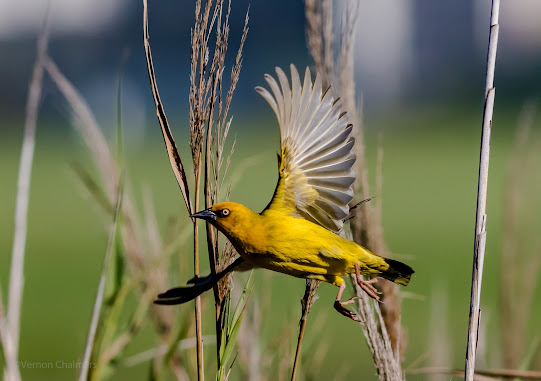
[221,208,230,217]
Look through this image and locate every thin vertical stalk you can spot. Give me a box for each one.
[291,279,319,381]
[464,1,500,380]
[193,158,204,381]
[203,76,221,365]
[4,10,50,381]
[291,324,305,381]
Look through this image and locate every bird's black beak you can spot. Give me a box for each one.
[190,207,216,221]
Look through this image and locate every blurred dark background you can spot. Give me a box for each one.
[2,0,541,133]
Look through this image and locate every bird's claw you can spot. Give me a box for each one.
[356,278,381,301]
[340,296,361,306]
[334,300,361,322]
[354,261,381,302]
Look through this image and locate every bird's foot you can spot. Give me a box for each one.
[334,300,361,322]
[354,262,381,301]
[340,296,361,306]
[357,278,380,301]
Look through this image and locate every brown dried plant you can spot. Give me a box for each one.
[144,0,249,379]
[302,0,406,379]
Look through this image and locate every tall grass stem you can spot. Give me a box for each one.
[464,0,500,379]
[4,9,50,381]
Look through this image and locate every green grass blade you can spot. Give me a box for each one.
[217,271,254,380]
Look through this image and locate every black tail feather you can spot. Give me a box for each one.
[380,258,414,286]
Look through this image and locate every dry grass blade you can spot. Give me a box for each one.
[350,271,403,381]
[44,57,118,196]
[44,56,147,272]
[465,1,500,379]
[79,178,123,381]
[186,0,250,374]
[122,335,217,367]
[3,10,50,381]
[143,0,192,215]
[71,163,115,214]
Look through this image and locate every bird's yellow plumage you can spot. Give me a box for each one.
[209,202,396,284]
[155,65,414,320]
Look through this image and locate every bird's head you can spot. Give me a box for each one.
[190,202,258,238]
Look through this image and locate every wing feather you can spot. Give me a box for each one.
[258,64,356,233]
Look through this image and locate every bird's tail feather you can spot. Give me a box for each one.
[379,258,414,286]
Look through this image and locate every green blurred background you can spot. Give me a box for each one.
[2,0,541,380]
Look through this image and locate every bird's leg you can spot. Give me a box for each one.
[333,280,361,322]
[354,261,381,301]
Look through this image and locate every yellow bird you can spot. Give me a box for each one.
[155,65,414,321]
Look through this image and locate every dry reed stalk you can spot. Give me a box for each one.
[2,11,50,381]
[188,0,250,374]
[465,1,500,379]
[352,282,402,380]
[499,104,541,370]
[303,1,405,379]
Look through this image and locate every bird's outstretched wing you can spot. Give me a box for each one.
[256,64,356,233]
